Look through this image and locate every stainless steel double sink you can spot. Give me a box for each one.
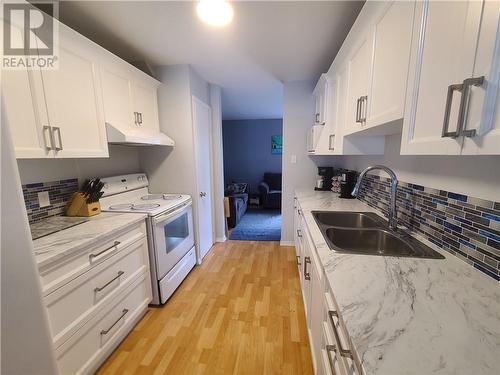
[312,211,444,259]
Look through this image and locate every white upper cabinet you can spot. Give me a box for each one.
[401,0,500,155]
[2,26,52,158]
[39,24,108,158]
[131,81,160,135]
[100,66,135,131]
[344,35,371,134]
[366,1,414,128]
[100,56,161,139]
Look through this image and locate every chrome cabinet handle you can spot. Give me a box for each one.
[133,112,137,125]
[329,134,335,150]
[304,256,311,280]
[42,126,53,150]
[315,113,319,123]
[326,345,338,375]
[52,127,63,151]
[441,83,464,138]
[199,192,206,197]
[94,271,124,292]
[100,308,128,335]
[328,311,353,359]
[360,95,368,122]
[457,76,485,138]
[89,241,120,261]
[297,229,302,238]
[296,255,301,266]
[138,112,143,125]
[355,98,361,123]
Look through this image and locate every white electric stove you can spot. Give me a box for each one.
[100,173,196,305]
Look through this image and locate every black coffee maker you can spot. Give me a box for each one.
[339,170,358,199]
[315,167,334,191]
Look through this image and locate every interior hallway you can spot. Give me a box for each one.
[97,241,313,374]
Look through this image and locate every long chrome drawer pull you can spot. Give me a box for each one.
[297,229,302,238]
[304,256,311,280]
[296,255,301,266]
[94,271,124,292]
[328,311,353,359]
[457,76,485,138]
[441,83,464,138]
[89,241,120,261]
[100,309,128,335]
[326,345,338,375]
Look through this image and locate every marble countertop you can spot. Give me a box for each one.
[295,188,500,375]
[33,212,147,269]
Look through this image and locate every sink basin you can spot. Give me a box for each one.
[312,211,385,229]
[313,211,444,259]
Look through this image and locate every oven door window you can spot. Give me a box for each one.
[163,212,189,254]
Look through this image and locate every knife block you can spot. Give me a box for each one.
[65,192,101,217]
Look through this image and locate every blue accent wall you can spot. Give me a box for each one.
[223,119,283,193]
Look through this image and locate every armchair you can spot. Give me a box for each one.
[258,173,282,209]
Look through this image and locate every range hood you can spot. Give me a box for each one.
[106,123,175,146]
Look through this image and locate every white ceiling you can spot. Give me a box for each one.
[59,1,363,120]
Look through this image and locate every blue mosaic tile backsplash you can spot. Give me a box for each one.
[22,179,79,224]
[357,174,500,282]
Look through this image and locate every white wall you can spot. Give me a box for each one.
[333,134,500,202]
[17,145,142,185]
[281,81,319,244]
[1,100,58,374]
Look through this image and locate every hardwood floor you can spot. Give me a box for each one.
[97,241,313,375]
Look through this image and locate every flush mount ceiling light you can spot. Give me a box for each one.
[196,0,234,27]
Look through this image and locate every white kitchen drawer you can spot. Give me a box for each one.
[45,234,148,347]
[321,321,343,375]
[55,271,151,375]
[324,291,361,375]
[40,222,146,294]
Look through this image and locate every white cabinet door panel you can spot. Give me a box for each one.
[345,36,371,134]
[401,1,483,154]
[2,24,53,158]
[461,1,500,155]
[41,26,108,158]
[367,1,414,127]
[132,81,159,135]
[100,66,135,131]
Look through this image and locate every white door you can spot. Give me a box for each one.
[40,24,108,158]
[367,1,414,128]
[192,96,214,261]
[2,24,53,158]
[461,1,500,155]
[345,35,372,134]
[401,0,483,155]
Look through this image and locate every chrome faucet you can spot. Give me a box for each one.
[352,165,399,231]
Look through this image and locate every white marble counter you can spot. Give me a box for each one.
[33,212,147,269]
[295,188,500,375]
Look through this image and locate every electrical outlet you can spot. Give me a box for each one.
[38,191,50,208]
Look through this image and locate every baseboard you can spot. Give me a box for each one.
[279,240,295,247]
[215,236,227,242]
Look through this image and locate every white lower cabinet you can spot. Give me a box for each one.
[40,221,152,374]
[294,204,362,375]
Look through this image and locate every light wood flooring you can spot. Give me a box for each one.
[97,240,313,375]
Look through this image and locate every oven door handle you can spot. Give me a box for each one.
[153,202,190,225]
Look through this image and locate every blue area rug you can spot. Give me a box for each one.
[229,209,281,241]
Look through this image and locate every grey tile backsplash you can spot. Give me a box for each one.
[357,174,500,282]
[22,179,78,224]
